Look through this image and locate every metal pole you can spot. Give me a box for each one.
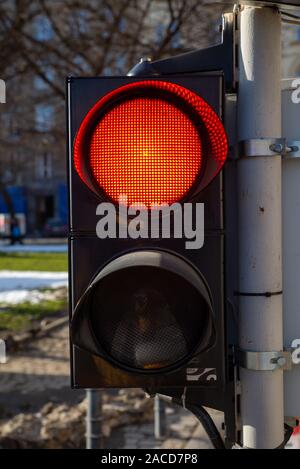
[86,389,103,449]
[154,395,166,439]
[237,5,284,448]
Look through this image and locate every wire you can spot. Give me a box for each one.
[282,12,300,25]
[155,393,296,449]
[183,402,226,449]
[179,401,226,450]
[282,12,300,21]
[275,424,293,449]
[157,394,226,449]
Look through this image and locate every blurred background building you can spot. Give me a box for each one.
[283,20,300,77]
[0,0,299,236]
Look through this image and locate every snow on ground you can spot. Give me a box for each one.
[0,288,66,305]
[0,244,68,304]
[0,271,68,304]
[0,244,67,253]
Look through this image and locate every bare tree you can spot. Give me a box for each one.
[0,0,222,223]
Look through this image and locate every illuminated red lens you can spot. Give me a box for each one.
[74,81,228,207]
[90,97,202,207]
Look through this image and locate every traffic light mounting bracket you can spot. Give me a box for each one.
[128,12,237,93]
[236,348,292,371]
[238,138,300,159]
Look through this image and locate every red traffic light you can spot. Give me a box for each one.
[74,80,228,207]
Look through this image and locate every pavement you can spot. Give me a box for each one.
[1,318,297,449]
[0,239,216,448]
[0,323,223,449]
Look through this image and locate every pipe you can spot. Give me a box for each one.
[154,395,167,440]
[237,6,284,448]
[86,389,103,449]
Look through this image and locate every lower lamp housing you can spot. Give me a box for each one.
[71,250,215,375]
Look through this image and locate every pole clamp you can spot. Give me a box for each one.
[236,349,292,371]
[238,138,300,158]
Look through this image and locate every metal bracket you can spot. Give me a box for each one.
[128,12,237,93]
[239,138,300,158]
[236,349,292,371]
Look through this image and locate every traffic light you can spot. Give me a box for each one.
[67,74,233,418]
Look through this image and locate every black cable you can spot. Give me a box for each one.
[171,397,226,450]
[282,12,300,25]
[282,12,300,21]
[275,424,294,449]
[155,392,296,449]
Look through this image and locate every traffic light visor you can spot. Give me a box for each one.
[71,250,215,373]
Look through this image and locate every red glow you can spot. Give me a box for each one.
[74,81,228,206]
[90,97,202,206]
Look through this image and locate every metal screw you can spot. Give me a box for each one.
[270,356,286,367]
[269,143,284,153]
[277,357,286,367]
[287,145,299,153]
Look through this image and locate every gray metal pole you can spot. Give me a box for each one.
[86,389,103,449]
[154,395,166,439]
[237,5,284,448]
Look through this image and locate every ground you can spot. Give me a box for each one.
[0,242,297,449]
[0,322,223,449]
[0,242,224,448]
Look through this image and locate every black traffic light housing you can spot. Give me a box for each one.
[67,74,238,447]
[68,74,227,383]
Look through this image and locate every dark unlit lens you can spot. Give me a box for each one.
[89,266,210,370]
